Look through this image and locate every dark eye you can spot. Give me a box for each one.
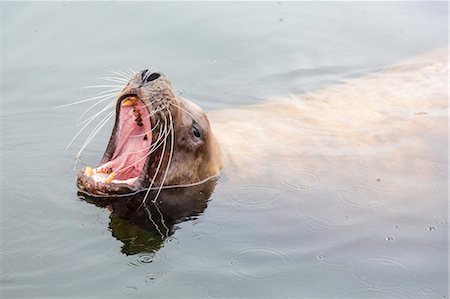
[192,124,202,139]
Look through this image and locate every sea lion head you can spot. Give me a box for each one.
[76,70,222,196]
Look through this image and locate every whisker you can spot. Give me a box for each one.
[140,115,168,206]
[169,102,199,123]
[130,119,161,137]
[150,110,174,237]
[98,77,128,84]
[74,110,115,160]
[56,92,118,109]
[107,70,132,80]
[151,110,174,207]
[77,101,116,127]
[97,88,122,95]
[76,94,117,124]
[143,204,164,237]
[82,85,123,89]
[127,68,137,76]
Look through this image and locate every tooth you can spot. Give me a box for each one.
[84,166,94,177]
[121,96,138,107]
[104,172,115,183]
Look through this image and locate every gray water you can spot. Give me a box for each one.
[1,2,448,298]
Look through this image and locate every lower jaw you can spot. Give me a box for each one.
[76,171,143,197]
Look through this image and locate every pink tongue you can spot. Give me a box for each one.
[106,101,151,180]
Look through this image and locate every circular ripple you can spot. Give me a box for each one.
[414,224,448,251]
[228,247,294,281]
[421,286,434,295]
[282,172,320,191]
[301,216,334,233]
[0,254,14,278]
[333,287,416,299]
[128,250,168,267]
[325,185,385,208]
[227,186,280,210]
[350,257,413,288]
[314,243,357,267]
[192,220,223,238]
[137,253,155,264]
[205,285,232,299]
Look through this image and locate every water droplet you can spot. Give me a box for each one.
[316,255,326,261]
[166,237,180,246]
[144,272,163,284]
[229,260,239,266]
[369,283,382,290]
[426,225,437,231]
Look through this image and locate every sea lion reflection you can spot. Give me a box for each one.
[78,179,217,255]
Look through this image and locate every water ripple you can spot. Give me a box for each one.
[228,247,294,281]
[192,220,223,238]
[350,257,413,288]
[314,243,357,267]
[204,284,232,299]
[324,185,385,208]
[282,171,320,191]
[333,286,416,299]
[227,186,281,210]
[127,250,168,267]
[413,223,449,252]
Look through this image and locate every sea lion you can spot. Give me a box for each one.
[76,48,447,200]
[74,48,447,257]
[76,70,223,197]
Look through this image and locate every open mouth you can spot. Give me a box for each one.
[77,95,153,195]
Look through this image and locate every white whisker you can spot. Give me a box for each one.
[77,101,116,127]
[77,94,117,124]
[74,110,115,160]
[143,204,164,237]
[151,113,174,207]
[82,85,123,89]
[98,77,128,84]
[56,92,118,109]
[140,115,168,206]
[169,102,199,123]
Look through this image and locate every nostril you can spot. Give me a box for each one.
[145,72,161,83]
[140,69,149,80]
[141,69,161,83]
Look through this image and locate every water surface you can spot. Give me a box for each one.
[1,2,448,298]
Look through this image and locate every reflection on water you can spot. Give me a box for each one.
[79,179,217,255]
